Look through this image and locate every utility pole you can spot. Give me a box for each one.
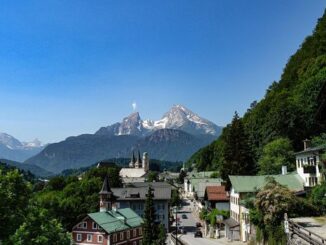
[175,206,178,245]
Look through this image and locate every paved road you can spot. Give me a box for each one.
[171,199,225,245]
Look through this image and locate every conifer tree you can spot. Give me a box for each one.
[142,186,157,245]
[221,112,256,188]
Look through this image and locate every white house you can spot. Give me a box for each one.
[295,139,325,187]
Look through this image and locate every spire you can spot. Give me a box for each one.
[137,150,142,163]
[99,175,112,194]
[129,151,136,168]
[132,151,136,163]
[99,176,114,212]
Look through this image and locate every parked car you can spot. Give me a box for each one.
[196,222,202,227]
[182,214,187,219]
[194,230,203,238]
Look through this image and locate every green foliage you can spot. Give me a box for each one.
[35,166,121,230]
[258,137,295,175]
[221,112,256,188]
[189,10,326,173]
[170,189,181,207]
[154,224,167,245]
[177,170,187,184]
[310,181,326,214]
[312,133,326,147]
[210,171,219,178]
[251,177,317,244]
[142,186,158,245]
[8,205,70,245]
[146,171,159,182]
[0,169,31,240]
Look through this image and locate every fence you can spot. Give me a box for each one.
[289,220,326,245]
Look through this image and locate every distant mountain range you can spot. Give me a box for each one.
[0,133,45,162]
[0,158,53,177]
[25,105,222,173]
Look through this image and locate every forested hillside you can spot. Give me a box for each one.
[188,10,326,174]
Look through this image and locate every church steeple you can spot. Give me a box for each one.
[99,176,114,212]
[129,151,136,168]
[135,150,142,168]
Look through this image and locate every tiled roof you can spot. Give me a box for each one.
[197,182,222,198]
[229,172,304,193]
[205,186,229,201]
[88,208,143,234]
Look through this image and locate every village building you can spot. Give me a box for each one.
[295,139,326,187]
[72,176,143,245]
[111,182,172,230]
[183,171,222,212]
[204,185,230,211]
[225,171,305,242]
[119,151,150,183]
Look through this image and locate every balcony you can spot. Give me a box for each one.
[303,165,316,174]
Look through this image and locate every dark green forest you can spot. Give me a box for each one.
[188,10,326,175]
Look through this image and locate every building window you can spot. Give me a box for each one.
[98,235,103,242]
[127,230,130,239]
[76,233,82,242]
[120,232,124,240]
[133,229,137,237]
[113,234,117,242]
[92,222,98,230]
[139,228,142,235]
[87,234,92,242]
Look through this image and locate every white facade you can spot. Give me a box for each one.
[230,187,240,224]
[296,152,322,187]
[229,187,250,242]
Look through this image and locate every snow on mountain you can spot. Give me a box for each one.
[96,104,222,137]
[0,132,23,149]
[0,132,45,162]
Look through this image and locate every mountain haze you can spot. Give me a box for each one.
[0,133,45,162]
[25,105,222,173]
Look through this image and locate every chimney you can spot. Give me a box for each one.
[303,139,311,150]
[281,166,287,175]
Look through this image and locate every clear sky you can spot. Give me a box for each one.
[0,0,325,143]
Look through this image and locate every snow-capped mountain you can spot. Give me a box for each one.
[96,105,221,137]
[0,132,45,162]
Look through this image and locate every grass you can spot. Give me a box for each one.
[313,216,326,224]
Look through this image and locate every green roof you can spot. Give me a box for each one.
[229,172,304,193]
[88,208,143,234]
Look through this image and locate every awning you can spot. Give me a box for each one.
[223,218,240,228]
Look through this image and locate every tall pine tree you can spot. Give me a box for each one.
[142,186,157,245]
[221,112,256,188]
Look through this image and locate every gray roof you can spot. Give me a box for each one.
[294,145,326,155]
[112,184,171,200]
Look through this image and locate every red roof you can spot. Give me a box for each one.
[205,186,229,201]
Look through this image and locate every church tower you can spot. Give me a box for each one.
[129,151,136,168]
[99,176,114,212]
[135,150,142,168]
[142,152,149,172]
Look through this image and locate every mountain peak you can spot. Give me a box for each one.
[96,105,222,137]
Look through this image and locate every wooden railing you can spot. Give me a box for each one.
[289,220,326,245]
[170,231,187,245]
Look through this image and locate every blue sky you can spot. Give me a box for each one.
[0,0,325,143]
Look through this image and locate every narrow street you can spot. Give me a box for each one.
[171,199,227,245]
